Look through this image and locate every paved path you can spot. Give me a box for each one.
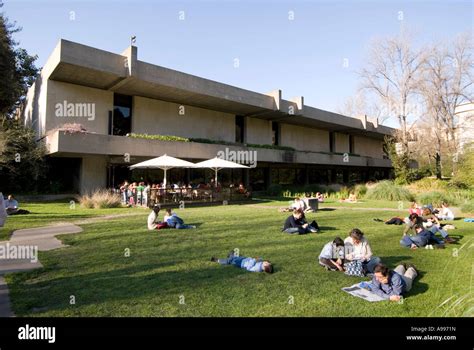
[0,223,83,317]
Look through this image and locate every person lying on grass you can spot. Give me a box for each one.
[344,228,381,274]
[147,205,167,230]
[318,237,345,271]
[282,208,319,234]
[404,213,455,244]
[211,251,273,273]
[373,217,405,225]
[370,263,418,302]
[339,192,358,203]
[164,208,196,229]
[400,224,444,249]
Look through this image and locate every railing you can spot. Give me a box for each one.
[118,187,251,207]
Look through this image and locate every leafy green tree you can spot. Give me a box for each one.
[0,1,38,117]
[0,1,45,192]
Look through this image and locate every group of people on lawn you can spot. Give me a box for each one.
[375,201,456,249]
[145,198,458,301]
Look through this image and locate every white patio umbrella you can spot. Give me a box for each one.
[129,154,195,187]
[193,157,249,186]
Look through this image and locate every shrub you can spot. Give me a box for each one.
[417,191,456,208]
[78,190,122,209]
[266,184,283,197]
[128,133,190,142]
[460,200,474,214]
[407,178,449,193]
[353,184,368,198]
[365,181,415,201]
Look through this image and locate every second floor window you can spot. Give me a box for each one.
[112,94,132,136]
[235,115,245,143]
[329,132,335,153]
[272,122,280,146]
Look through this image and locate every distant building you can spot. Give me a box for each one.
[455,102,474,151]
[23,39,395,194]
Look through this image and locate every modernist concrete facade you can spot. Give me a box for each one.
[23,39,394,194]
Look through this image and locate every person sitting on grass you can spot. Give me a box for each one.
[371,263,418,302]
[4,195,30,215]
[400,224,444,249]
[409,201,422,216]
[421,209,455,243]
[403,213,455,244]
[437,202,455,221]
[282,208,319,234]
[291,197,306,211]
[163,208,196,229]
[211,250,273,273]
[315,192,325,203]
[147,204,167,230]
[344,228,381,274]
[318,237,345,271]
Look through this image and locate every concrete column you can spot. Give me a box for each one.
[243,169,250,188]
[264,167,271,189]
[80,156,107,194]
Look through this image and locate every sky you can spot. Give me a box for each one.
[2,0,473,126]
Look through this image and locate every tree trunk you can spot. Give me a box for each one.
[435,152,442,179]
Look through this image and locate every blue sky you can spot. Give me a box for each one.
[3,0,473,123]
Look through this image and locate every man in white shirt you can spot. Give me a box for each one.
[5,194,19,215]
[147,205,161,230]
[438,202,455,221]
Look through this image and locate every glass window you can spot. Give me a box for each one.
[112,94,132,136]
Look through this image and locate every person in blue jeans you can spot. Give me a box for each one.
[400,224,444,249]
[211,250,273,273]
[164,208,196,229]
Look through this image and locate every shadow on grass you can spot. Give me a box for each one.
[9,262,251,315]
[318,226,337,231]
[379,255,414,267]
[318,208,336,212]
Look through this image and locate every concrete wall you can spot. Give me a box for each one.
[45,81,113,135]
[23,75,49,136]
[280,124,330,152]
[133,96,235,142]
[80,155,107,194]
[245,117,272,144]
[354,136,384,158]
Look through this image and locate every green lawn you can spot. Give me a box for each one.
[2,200,473,317]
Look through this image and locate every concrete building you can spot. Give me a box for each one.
[455,102,474,152]
[23,39,394,194]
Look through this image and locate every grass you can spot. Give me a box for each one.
[1,200,473,317]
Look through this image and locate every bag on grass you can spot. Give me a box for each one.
[344,260,365,277]
[156,222,168,230]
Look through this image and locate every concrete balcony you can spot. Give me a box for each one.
[45,130,392,168]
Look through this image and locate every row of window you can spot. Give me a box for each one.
[110,93,357,154]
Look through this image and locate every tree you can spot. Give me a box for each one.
[359,32,428,179]
[0,1,38,117]
[415,33,473,178]
[0,118,47,192]
[0,1,44,192]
